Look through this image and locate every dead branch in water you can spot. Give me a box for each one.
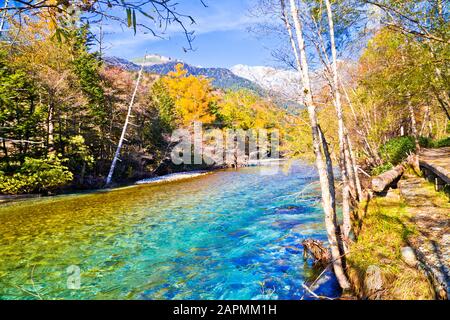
[302,239,331,267]
[301,283,334,300]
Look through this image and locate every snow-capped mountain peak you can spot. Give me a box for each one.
[230,64,302,101]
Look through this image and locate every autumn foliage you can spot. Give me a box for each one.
[161,64,218,127]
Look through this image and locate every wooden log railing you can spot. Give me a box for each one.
[418,147,450,191]
[371,165,405,193]
[420,162,450,186]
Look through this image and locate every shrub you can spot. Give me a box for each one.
[0,155,73,195]
[418,136,450,148]
[436,137,450,148]
[419,136,433,148]
[371,162,394,176]
[379,136,416,165]
[66,135,95,172]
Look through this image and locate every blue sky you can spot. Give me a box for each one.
[99,0,280,68]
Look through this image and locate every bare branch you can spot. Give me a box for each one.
[0,0,207,50]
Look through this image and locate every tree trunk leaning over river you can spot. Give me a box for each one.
[106,65,144,186]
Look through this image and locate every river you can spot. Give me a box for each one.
[0,161,340,300]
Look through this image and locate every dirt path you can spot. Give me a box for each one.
[399,174,450,299]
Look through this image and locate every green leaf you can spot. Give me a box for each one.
[141,11,155,21]
[54,29,62,42]
[133,10,137,35]
[127,8,132,28]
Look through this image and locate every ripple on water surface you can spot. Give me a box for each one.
[0,162,340,300]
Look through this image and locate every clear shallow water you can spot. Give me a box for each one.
[0,162,340,300]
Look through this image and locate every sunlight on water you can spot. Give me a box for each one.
[0,162,340,300]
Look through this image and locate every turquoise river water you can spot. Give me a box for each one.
[0,162,340,300]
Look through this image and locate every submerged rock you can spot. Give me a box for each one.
[274,205,307,215]
[271,220,303,230]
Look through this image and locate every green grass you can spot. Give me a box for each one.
[421,180,450,213]
[371,163,394,176]
[347,192,434,300]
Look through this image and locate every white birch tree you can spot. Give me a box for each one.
[106,65,144,186]
[281,0,351,290]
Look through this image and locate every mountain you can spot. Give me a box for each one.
[103,56,141,72]
[230,64,302,101]
[147,62,264,93]
[103,56,263,93]
[103,56,304,112]
[230,64,335,112]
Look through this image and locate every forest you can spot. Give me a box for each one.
[0,19,292,194]
[0,0,448,301]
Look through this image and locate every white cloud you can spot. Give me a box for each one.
[99,0,272,51]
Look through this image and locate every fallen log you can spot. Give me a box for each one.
[407,154,421,176]
[371,165,404,193]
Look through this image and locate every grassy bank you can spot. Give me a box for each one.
[347,190,434,300]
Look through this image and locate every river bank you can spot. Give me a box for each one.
[0,170,215,204]
[347,170,449,300]
[0,159,289,204]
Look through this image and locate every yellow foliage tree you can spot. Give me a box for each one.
[162,64,217,127]
[219,89,284,130]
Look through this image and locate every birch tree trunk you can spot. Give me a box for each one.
[400,50,420,151]
[105,66,144,186]
[318,125,336,212]
[407,99,420,151]
[342,83,382,166]
[286,0,350,290]
[420,105,431,137]
[47,100,54,153]
[345,131,363,200]
[429,45,450,120]
[280,0,302,75]
[324,0,352,240]
[434,89,450,120]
